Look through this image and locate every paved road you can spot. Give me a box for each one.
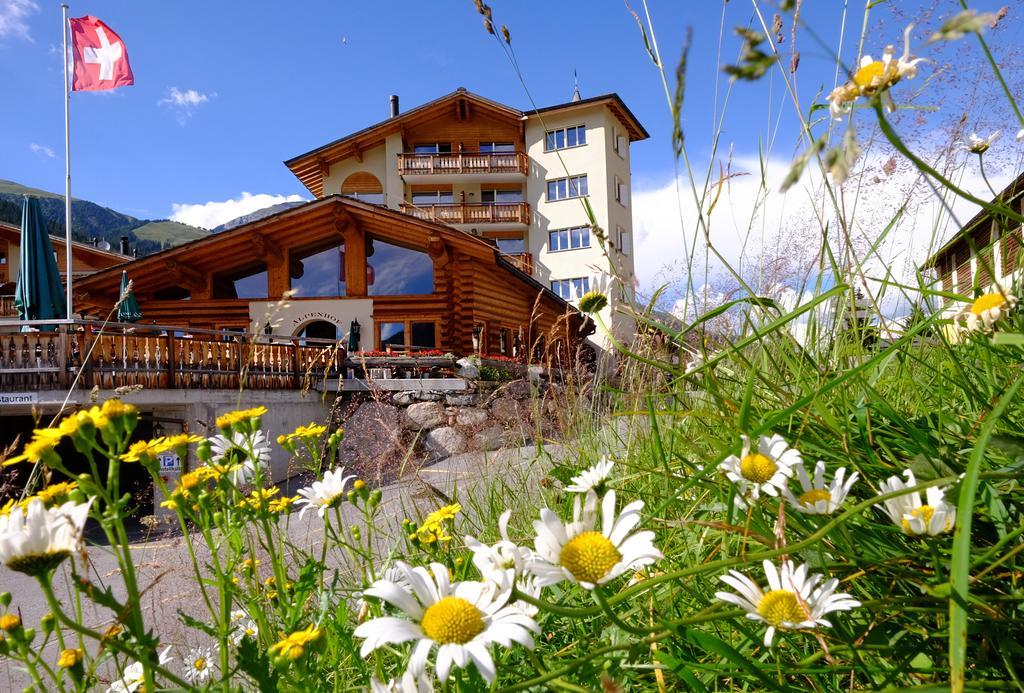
[0,445,563,690]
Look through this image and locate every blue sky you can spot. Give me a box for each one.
[2,0,1022,294]
[2,1,863,213]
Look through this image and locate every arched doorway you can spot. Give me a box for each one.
[297,320,338,343]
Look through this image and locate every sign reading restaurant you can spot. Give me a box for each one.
[0,392,39,405]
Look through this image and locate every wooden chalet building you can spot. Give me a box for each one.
[1,220,127,318]
[73,195,593,357]
[923,171,1024,310]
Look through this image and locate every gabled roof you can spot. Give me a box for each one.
[0,220,129,267]
[284,88,649,198]
[75,195,583,317]
[921,170,1024,269]
[285,89,523,197]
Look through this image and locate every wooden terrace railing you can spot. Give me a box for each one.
[0,320,454,393]
[397,151,528,176]
[500,252,533,276]
[399,202,529,226]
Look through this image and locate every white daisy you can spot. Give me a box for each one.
[963,130,1000,154]
[371,669,434,693]
[354,561,538,684]
[209,430,271,485]
[961,287,1018,332]
[781,461,859,515]
[183,645,215,685]
[230,609,259,644]
[107,646,174,693]
[464,510,533,580]
[529,490,662,590]
[716,560,861,647]
[565,458,614,494]
[295,468,356,519]
[0,499,92,576]
[827,25,923,120]
[878,469,956,536]
[718,434,801,500]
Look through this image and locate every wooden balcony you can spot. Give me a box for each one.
[397,151,528,177]
[501,252,533,276]
[0,320,455,393]
[399,202,529,226]
[0,295,15,318]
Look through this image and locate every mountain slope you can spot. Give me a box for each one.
[0,180,208,255]
[212,200,306,232]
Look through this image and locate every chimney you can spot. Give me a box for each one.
[389,94,400,118]
[119,235,130,255]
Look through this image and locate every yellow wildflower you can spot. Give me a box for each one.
[216,406,268,431]
[57,648,83,668]
[121,433,205,463]
[237,487,280,512]
[277,422,328,446]
[34,481,78,507]
[0,614,21,631]
[269,624,322,660]
[268,495,298,514]
[100,399,137,420]
[2,428,65,466]
[426,503,461,524]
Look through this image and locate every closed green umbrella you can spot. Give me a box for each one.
[117,270,142,322]
[14,196,65,329]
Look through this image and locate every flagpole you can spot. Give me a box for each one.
[62,3,72,320]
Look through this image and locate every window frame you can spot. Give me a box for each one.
[550,276,591,301]
[546,174,589,202]
[376,319,440,351]
[413,143,452,154]
[548,225,591,253]
[614,175,628,207]
[479,141,516,153]
[544,125,587,152]
[616,225,632,256]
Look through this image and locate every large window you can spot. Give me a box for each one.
[480,142,515,153]
[378,320,438,349]
[212,264,268,299]
[549,226,590,252]
[291,244,345,298]
[367,238,434,296]
[480,188,523,203]
[496,237,525,254]
[410,190,454,205]
[379,322,406,349]
[544,125,586,151]
[546,175,588,202]
[551,277,590,301]
[414,143,452,154]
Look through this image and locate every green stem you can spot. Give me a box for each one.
[960,0,1024,129]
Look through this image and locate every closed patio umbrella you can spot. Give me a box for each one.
[117,270,142,322]
[14,196,65,329]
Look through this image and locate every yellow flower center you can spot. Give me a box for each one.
[739,453,778,484]
[420,596,486,645]
[901,505,935,533]
[798,489,832,507]
[757,589,806,626]
[193,657,207,671]
[559,531,621,584]
[853,60,885,88]
[970,293,1006,315]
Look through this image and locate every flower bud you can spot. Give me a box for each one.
[0,593,10,608]
[369,490,382,508]
[0,614,21,632]
[40,613,55,634]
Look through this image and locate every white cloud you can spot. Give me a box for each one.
[630,150,1013,323]
[170,192,306,230]
[158,87,214,121]
[28,142,54,158]
[0,0,38,41]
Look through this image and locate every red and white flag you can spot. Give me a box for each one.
[69,16,134,91]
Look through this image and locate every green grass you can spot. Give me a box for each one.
[129,220,209,245]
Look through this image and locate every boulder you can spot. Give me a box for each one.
[445,393,478,407]
[505,379,534,400]
[404,401,446,429]
[415,391,443,402]
[456,407,489,428]
[490,397,520,423]
[425,426,466,457]
[392,391,417,406]
[470,425,505,451]
[455,357,480,379]
[336,402,406,483]
[527,364,546,387]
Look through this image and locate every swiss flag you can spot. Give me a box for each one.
[69,16,134,91]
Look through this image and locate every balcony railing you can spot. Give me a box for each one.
[501,252,533,276]
[397,151,528,176]
[399,202,529,225]
[0,320,456,393]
